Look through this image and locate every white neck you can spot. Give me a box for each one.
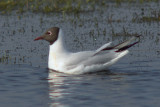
[48,29,68,70]
[49,29,67,53]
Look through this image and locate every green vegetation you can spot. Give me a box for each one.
[0,0,159,14]
[111,26,140,37]
[0,0,95,14]
[0,51,11,64]
[132,9,160,22]
[140,16,160,22]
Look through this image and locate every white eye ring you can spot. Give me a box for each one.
[47,31,52,35]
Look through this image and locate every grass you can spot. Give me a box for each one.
[0,51,11,64]
[132,9,160,22]
[140,16,160,22]
[111,26,140,37]
[0,0,159,14]
[0,0,93,14]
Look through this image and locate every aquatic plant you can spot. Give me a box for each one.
[0,50,11,64]
[0,0,88,14]
[0,0,159,14]
[132,9,160,22]
[111,26,140,37]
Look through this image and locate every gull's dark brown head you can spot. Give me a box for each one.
[34,27,59,44]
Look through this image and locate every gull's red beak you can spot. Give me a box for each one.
[34,36,43,41]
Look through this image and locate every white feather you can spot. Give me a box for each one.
[48,29,129,74]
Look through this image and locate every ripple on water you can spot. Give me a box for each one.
[0,1,160,107]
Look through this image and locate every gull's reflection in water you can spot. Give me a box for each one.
[47,69,136,107]
[48,69,80,107]
[48,70,67,107]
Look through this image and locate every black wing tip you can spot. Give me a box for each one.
[115,35,140,53]
[93,35,141,55]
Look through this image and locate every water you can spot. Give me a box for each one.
[0,2,160,107]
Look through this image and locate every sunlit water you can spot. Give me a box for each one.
[0,2,160,107]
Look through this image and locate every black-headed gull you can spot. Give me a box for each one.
[34,27,139,74]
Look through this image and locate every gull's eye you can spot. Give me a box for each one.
[46,31,52,35]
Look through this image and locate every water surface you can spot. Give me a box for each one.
[0,2,160,107]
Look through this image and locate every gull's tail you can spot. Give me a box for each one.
[94,35,140,55]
